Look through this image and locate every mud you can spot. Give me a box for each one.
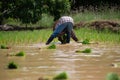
[74,20,120,33]
[0,42,120,80]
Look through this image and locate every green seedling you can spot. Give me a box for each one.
[76,48,92,53]
[106,73,120,80]
[1,45,9,49]
[15,51,25,56]
[53,72,68,80]
[8,61,18,69]
[82,39,90,44]
[82,48,91,53]
[47,44,56,49]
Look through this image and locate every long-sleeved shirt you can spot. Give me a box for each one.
[53,16,78,42]
[54,16,74,30]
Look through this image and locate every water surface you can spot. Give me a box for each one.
[0,42,120,80]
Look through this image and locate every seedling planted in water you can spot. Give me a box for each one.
[76,48,92,53]
[1,45,9,49]
[53,72,68,80]
[82,39,90,44]
[47,44,56,49]
[82,48,91,53]
[8,61,18,69]
[15,51,25,56]
[106,72,120,80]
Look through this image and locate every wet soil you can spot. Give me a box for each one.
[0,42,120,80]
[74,20,120,33]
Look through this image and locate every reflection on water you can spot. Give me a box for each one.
[0,42,120,80]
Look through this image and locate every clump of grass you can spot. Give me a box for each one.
[47,44,56,49]
[82,39,90,44]
[82,48,91,53]
[15,51,25,56]
[53,72,68,80]
[8,61,18,69]
[76,48,92,53]
[106,72,120,80]
[1,45,9,49]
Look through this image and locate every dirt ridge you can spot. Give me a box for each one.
[0,20,120,33]
[74,20,120,33]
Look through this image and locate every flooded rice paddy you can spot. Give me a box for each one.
[0,42,120,80]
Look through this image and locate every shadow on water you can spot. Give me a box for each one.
[0,42,120,80]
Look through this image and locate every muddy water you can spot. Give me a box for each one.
[0,43,120,80]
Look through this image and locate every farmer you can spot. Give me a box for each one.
[46,16,78,45]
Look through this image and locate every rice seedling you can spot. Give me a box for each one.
[82,39,90,44]
[47,44,56,49]
[0,30,52,45]
[76,48,92,53]
[15,51,25,56]
[0,27,120,45]
[0,44,9,49]
[53,72,68,80]
[8,61,18,69]
[106,72,120,80]
[82,48,92,53]
[75,28,120,44]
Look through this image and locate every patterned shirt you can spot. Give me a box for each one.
[55,16,74,29]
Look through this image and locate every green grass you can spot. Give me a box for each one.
[72,7,120,23]
[0,29,52,45]
[1,44,9,49]
[0,28,120,45]
[5,14,54,28]
[76,48,92,53]
[75,28,120,44]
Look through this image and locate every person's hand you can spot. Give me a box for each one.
[46,42,49,45]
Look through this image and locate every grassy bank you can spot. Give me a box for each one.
[5,7,120,28]
[72,8,120,23]
[0,28,120,45]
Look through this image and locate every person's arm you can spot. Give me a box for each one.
[46,35,54,45]
[71,30,79,42]
[46,20,59,45]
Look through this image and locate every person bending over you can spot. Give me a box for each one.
[46,16,78,45]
